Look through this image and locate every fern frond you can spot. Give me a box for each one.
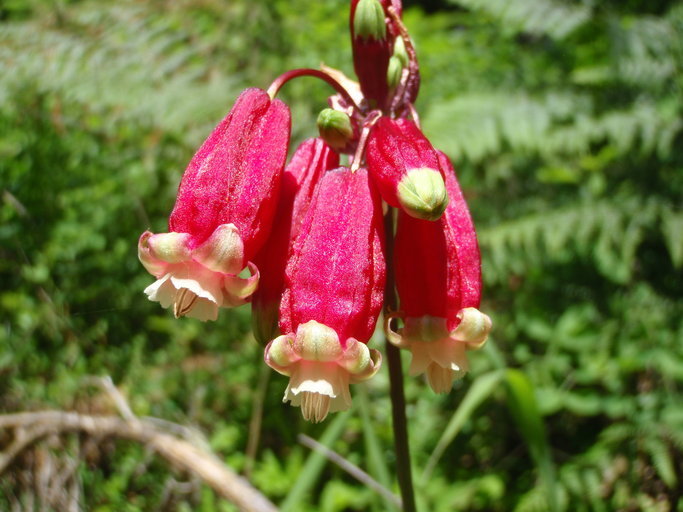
[609,14,683,88]
[0,4,239,134]
[448,0,590,39]
[423,92,582,162]
[424,92,680,165]
[479,197,665,284]
[663,426,683,452]
[661,206,683,268]
[643,437,677,488]
[513,486,548,512]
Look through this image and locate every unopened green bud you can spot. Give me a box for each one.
[397,167,449,221]
[393,36,409,66]
[387,55,403,89]
[317,108,353,150]
[354,0,387,42]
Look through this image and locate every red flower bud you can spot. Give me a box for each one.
[366,117,449,221]
[389,151,491,392]
[138,88,291,320]
[265,167,385,422]
[350,0,402,109]
[251,138,339,344]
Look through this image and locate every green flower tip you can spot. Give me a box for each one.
[387,55,403,89]
[354,0,387,42]
[397,167,449,221]
[317,108,353,150]
[393,36,409,67]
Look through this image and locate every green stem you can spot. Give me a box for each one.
[383,209,417,512]
[244,359,270,479]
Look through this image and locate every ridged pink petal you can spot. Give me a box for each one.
[438,151,482,327]
[251,138,339,343]
[169,88,291,263]
[279,167,386,346]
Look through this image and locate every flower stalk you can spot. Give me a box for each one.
[383,209,418,512]
[267,68,362,112]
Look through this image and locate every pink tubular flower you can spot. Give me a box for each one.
[388,151,492,393]
[251,138,339,344]
[366,116,449,221]
[138,88,291,321]
[264,167,385,422]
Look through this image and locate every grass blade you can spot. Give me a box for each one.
[421,370,505,482]
[505,369,559,512]
[280,408,352,512]
[358,386,400,511]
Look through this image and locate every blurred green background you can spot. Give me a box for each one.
[1,0,682,510]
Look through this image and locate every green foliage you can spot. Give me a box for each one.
[1,0,682,510]
[280,410,354,512]
[422,369,505,481]
[448,0,590,39]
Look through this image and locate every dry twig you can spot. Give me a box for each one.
[298,433,402,508]
[0,411,277,512]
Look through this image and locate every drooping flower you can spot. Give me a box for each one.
[388,151,491,392]
[138,88,291,321]
[264,167,385,422]
[366,116,449,221]
[251,138,339,344]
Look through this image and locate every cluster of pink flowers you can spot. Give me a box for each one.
[138,0,491,422]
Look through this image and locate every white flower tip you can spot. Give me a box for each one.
[427,363,454,394]
[295,320,342,362]
[400,318,472,391]
[300,392,331,423]
[281,362,353,422]
[223,261,260,307]
[145,271,220,321]
[384,312,409,348]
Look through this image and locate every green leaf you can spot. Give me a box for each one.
[447,0,589,39]
[661,206,683,268]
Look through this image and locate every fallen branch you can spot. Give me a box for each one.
[0,411,277,512]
